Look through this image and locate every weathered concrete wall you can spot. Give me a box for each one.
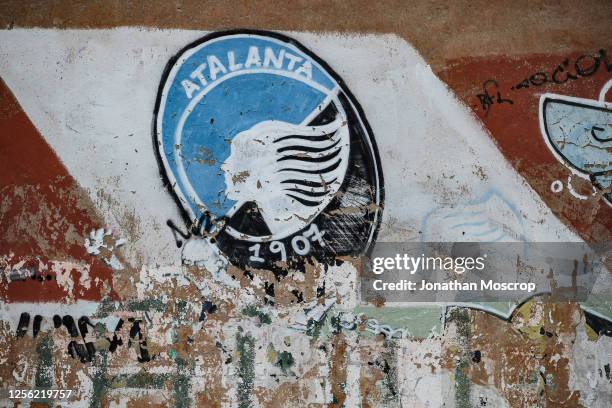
[0,2,610,407]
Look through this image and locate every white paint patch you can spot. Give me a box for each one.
[50,261,77,295]
[0,29,580,277]
[344,340,362,407]
[570,323,612,407]
[181,237,236,288]
[469,383,511,408]
[0,300,101,331]
[324,261,359,309]
[395,338,454,407]
[84,228,126,270]
[73,369,94,408]
[289,297,335,331]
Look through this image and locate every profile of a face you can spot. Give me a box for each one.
[220,117,350,238]
[221,131,273,201]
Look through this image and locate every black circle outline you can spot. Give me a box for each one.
[152,29,385,256]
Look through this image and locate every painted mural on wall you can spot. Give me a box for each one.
[0,6,610,406]
[440,47,612,248]
[539,80,612,205]
[155,31,383,274]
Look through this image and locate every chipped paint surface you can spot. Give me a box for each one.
[0,2,611,407]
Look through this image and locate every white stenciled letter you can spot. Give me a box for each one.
[294,61,313,79]
[189,63,208,86]
[245,46,262,68]
[228,51,243,71]
[181,79,201,99]
[207,55,228,81]
[284,53,303,70]
[263,47,285,69]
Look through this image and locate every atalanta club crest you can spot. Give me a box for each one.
[154,30,383,272]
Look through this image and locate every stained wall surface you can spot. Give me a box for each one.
[0,2,611,407]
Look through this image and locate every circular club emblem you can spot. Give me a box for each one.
[155,30,383,272]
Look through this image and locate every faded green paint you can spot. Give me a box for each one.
[90,351,109,408]
[110,372,170,389]
[455,359,471,408]
[306,317,324,339]
[171,301,193,407]
[33,334,54,407]
[236,329,255,408]
[95,298,167,317]
[354,306,444,338]
[35,334,54,388]
[447,308,472,408]
[242,305,271,324]
[276,350,294,374]
[89,352,193,407]
[174,357,192,408]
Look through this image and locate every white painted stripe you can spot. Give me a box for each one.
[0,28,581,273]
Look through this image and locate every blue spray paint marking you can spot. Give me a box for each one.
[541,96,612,199]
[420,188,526,244]
[158,35,336,220]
